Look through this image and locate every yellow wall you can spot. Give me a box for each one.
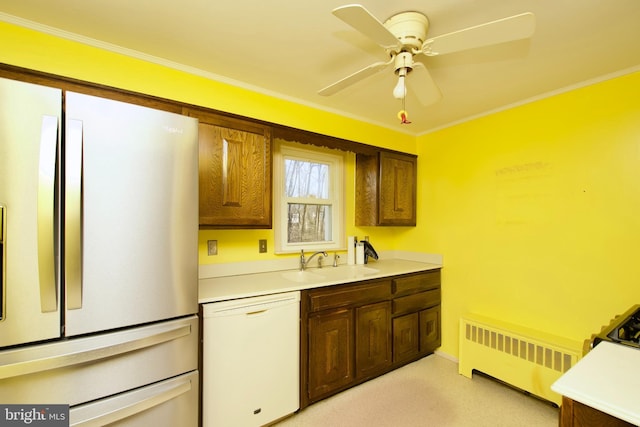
[403,71,640,357]
[4,20,639,359]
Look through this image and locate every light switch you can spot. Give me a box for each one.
[259,239,267,253]
[207,240,218,256]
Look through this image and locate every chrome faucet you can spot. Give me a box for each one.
[300,249,328,271]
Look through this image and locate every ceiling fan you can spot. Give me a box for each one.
[319,4,536,107]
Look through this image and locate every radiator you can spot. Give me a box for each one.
[459,313,582,405]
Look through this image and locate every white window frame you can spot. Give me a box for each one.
[273,141,345,254]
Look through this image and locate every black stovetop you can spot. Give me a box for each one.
[593,304,640,350]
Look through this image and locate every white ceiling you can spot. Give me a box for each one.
[1,0,639,135]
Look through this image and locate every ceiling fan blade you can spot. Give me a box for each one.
[318,59,393,96]
[422,12,535,56]
[332,4,402,51]
[408,63,442,106]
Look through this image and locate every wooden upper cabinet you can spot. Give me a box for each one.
[184,108,272,228]
[356,151,417,226]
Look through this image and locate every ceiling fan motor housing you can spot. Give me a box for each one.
[384,11,429,53]
[394,51,414,74]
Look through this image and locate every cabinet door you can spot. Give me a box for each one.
[308,308,353,401]
[393,312,419,363]
[378,151,416,226]
[355,151,416,226]
[356,301,391,378]
[185,109,272,228]
[419,306,441,353]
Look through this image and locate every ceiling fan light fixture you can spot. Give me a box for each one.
[393,69,407,99]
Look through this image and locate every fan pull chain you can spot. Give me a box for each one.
[397,59,411,124]
[398,87,411,124]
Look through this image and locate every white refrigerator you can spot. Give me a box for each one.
[0,77,200,426]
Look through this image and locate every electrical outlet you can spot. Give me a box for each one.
[207,240,218,256]
[259,239,267,253]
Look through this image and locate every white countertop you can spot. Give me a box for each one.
[551,341,640,425]
[199,258,441,304]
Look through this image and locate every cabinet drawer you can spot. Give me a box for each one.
[392,289,440,315]
[392,270,440,296]
[308,280,391,312]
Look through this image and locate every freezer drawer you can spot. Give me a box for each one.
[0,315,198,406]
[70,370,199,427]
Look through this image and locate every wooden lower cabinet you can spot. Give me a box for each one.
[302,270,441,408]
[393,313,419,363]
[392,306,441,363]
[560,396,634,427]
[356,301,392,378]
[308,308,353,401]
[419,306,441,353]
[308,302,394,402]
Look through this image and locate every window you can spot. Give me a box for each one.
[274,141,344,254]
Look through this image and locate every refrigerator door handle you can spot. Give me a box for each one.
[70,374,193,427]
[65,119,83,310]
[38,115,59,313]
[0,317,192,380]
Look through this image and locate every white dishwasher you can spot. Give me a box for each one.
[202,291,300,427]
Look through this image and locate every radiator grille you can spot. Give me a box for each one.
[459,314,582,405]
[465,323,574,373]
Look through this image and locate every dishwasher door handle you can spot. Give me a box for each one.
[246,309,267,316]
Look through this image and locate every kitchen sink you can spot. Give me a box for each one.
[281,265,380,284]
[281,270,326,283]
[334,265,380,278]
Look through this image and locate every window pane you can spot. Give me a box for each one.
[287,203,332,243]
[284,159,329,199]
